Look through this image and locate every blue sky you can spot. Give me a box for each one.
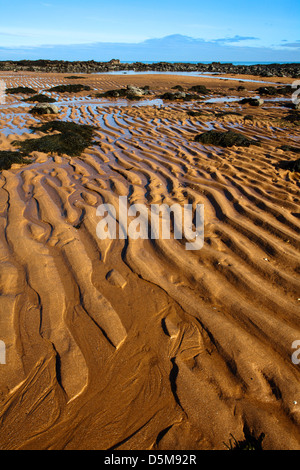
[0,0,299,61]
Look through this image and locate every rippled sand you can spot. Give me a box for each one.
[0,72,299,450]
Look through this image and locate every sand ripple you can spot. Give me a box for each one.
[0,73,299,450]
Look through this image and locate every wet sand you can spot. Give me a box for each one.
[0,72,299,450]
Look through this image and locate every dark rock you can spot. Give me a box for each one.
[160,91,199,101]
[29,103,59,115]
[96,85,148,100]
[256,85,292,96]
[283,111,300,124]
[126,85,148,97]
[97,88,127,98]
[240,98,264,106]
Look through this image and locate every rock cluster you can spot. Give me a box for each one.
[240,98,264,106]
[97,85,150,100]
[0,60,299,78]
[29,103,59,115]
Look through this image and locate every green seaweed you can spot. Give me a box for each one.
[96,88,128,98]
[171,85,184,91]
[65,76,86,79]
[47,84,91,93]
[194,130,260,147]
[0,151,31,171]
[159,92,199,101]
[215,111,243,117]
[278,145,300,153]
[283,111,300,124]
[23,94,56,103]
[243,114,254,121]
[187,110,205,116]
[6,87,37,95]
[224,431,265,451]
[276,158,300,172]
[12,121,96,157]
[188,85,210,95]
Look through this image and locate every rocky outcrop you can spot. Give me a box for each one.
[256,86,292,95]
[96,85,150,100]
[126,85,150,98]
[0,60,299,78]
[159,91,200,100]
[29,103,59,115]
[240,98,264,106]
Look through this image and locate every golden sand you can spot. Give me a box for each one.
[0,72,299,450]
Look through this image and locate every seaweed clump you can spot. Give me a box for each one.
[283,111,300,125]
[12,121,96,157]
[47,84,91,93]
[65,76,86,79]
[23,94,56,103]
[171,85,184,91]
[6,87,37,95]
[224,430,265,451]
[214,111,243,117]
[278,145,300,154]
[0,151,31,171]
[240,98,263,106]
[159,92,200,101]
[97,88,128,98]
[96,85,150,100]
[188,85,211,95]
[194,130,260,147]
[187,110,205,117]
[276,158,300,172]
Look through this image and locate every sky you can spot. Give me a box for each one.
[0,0,299,61]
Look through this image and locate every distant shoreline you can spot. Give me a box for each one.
[0,59,299,78]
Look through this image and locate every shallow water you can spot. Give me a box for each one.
[95,70,287,85]
[57,97,165,109]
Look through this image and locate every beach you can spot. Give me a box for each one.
[0,71,299,450]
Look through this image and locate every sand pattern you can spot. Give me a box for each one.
[0,72,299,450]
